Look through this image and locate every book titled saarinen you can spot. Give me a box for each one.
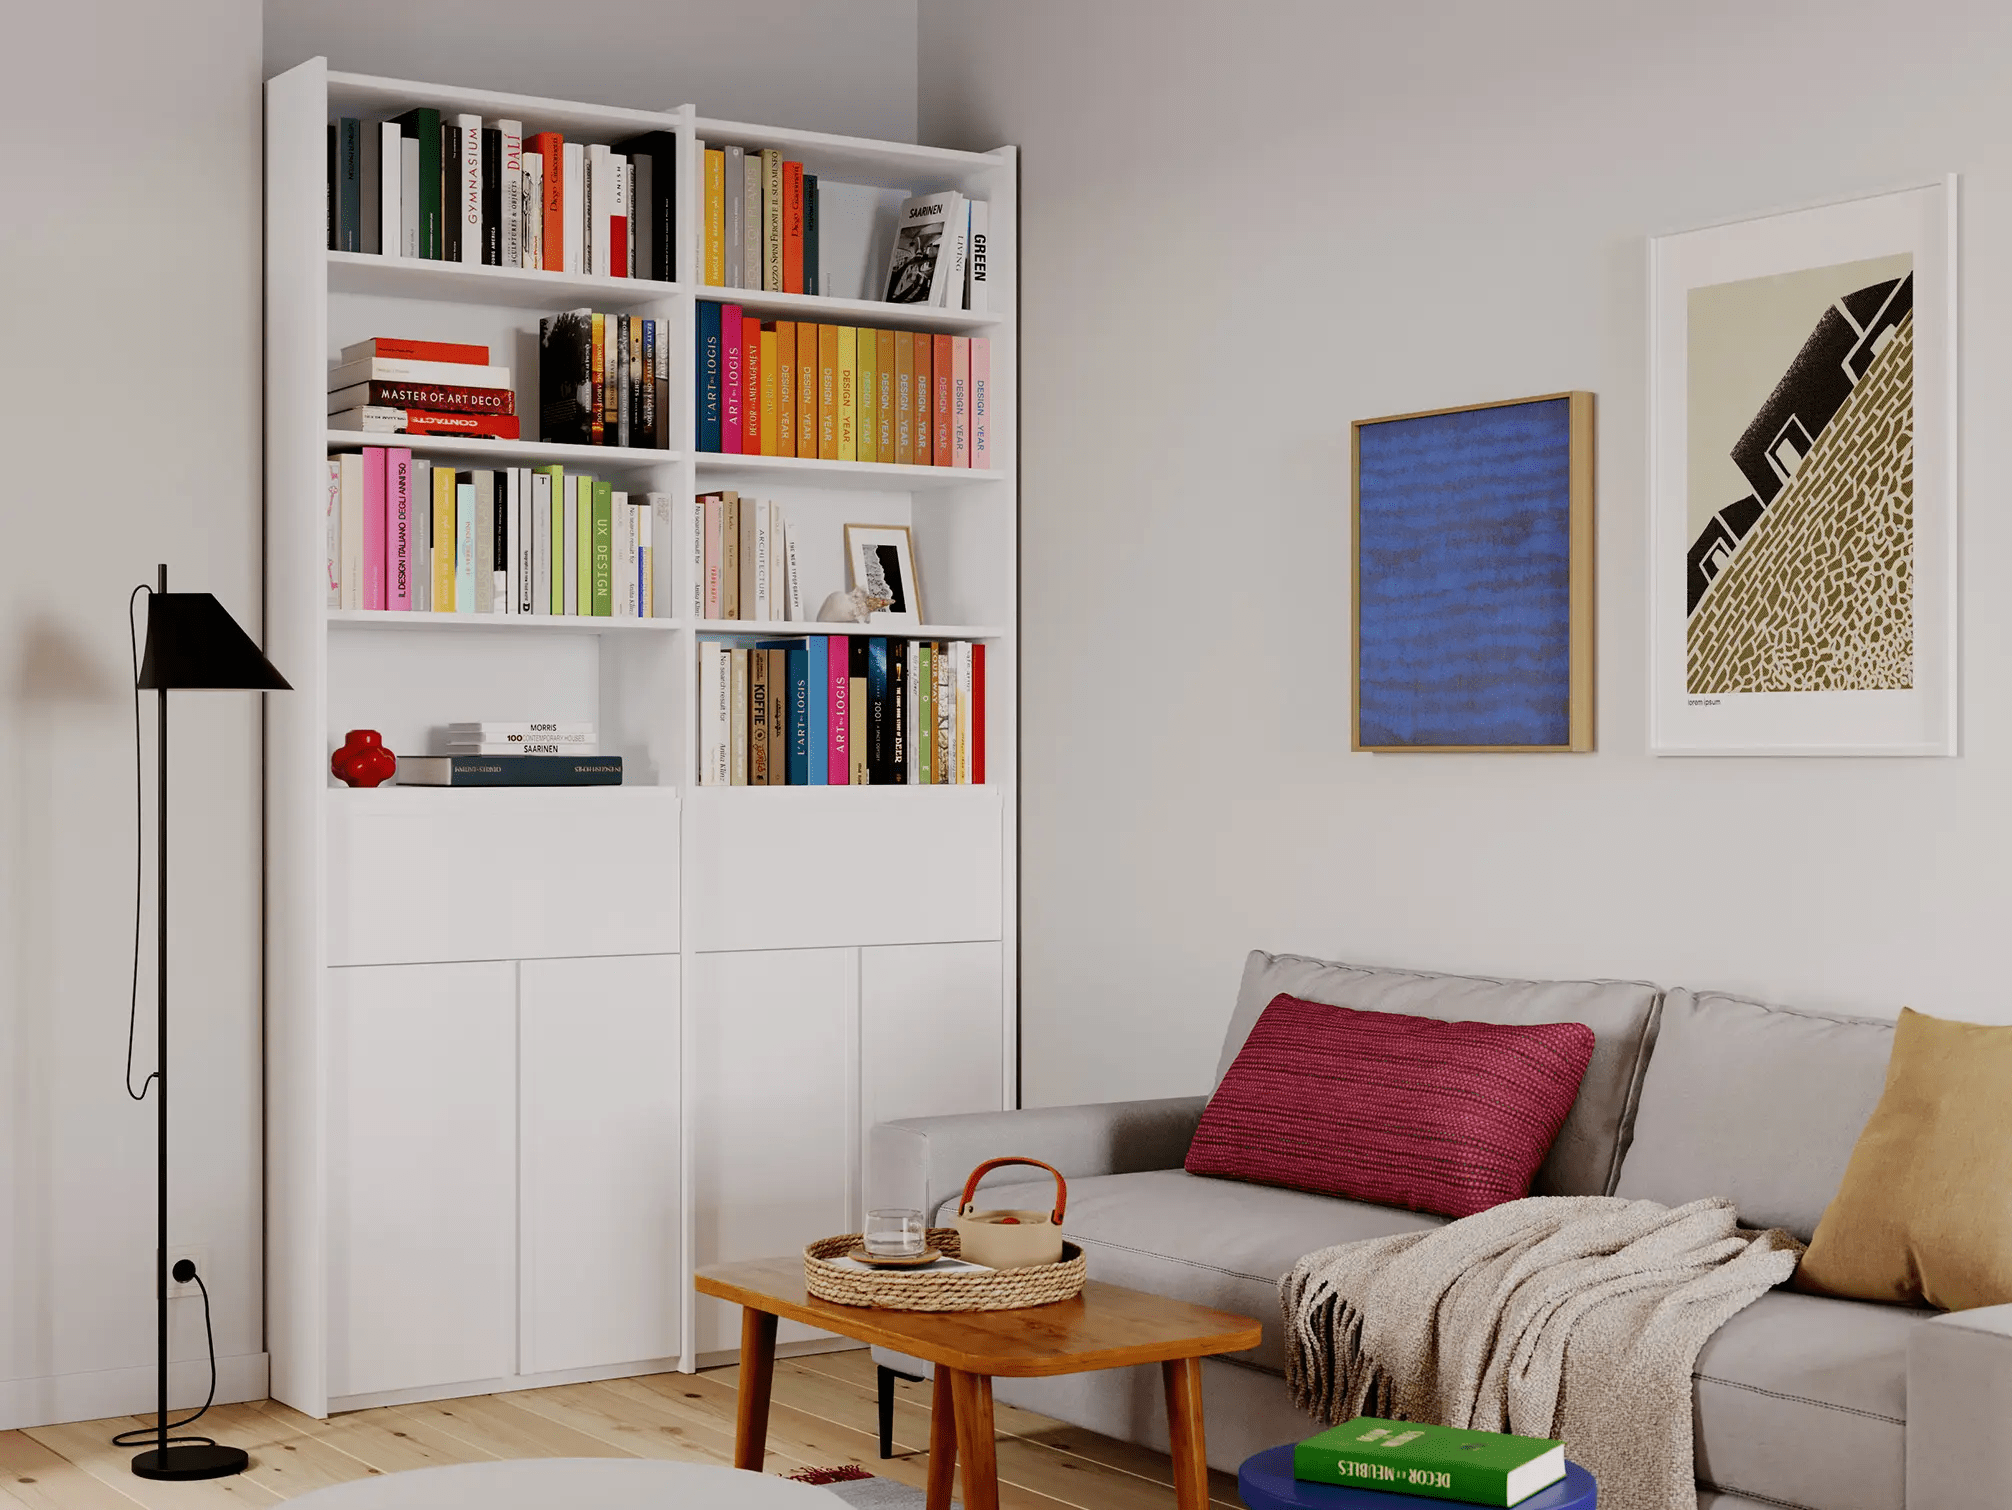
[1294,1418,1565,1507]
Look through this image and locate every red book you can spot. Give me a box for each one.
[933,334,954,466]
[828,635,851,785]
[971,642,985,784]
[328,380,515,416]
[742,316,762,455]
[610,215,627,278]
[332,409,522,439]
[721,305,744,454]
[782,162,805,294]
[340,336,489,366]
[526,132,564,271]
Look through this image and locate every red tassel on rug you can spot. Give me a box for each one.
[788,1464,873,1484]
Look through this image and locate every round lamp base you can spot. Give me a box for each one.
[131,1443,250,1481]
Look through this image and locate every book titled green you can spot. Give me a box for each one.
[1294,1418,1564,1508]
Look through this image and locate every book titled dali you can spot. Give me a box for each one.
[1294,1419,1565,1508]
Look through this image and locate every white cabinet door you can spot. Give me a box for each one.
[519,954,681,1376]
[689,948,853,1356]
[326,962,516,1400]
[862,942,1006,1213]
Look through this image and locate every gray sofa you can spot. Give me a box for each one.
[868,952,2012,1510]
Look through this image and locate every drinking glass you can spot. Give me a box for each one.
[864,1208,927,1257]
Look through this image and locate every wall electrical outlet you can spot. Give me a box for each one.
[166,1245,209,1300]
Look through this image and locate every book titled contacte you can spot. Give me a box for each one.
[1294,1419,1565,1508]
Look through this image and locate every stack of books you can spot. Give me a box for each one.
[1294,1419,1566,1507]
[698,636,986,787]
[537,310,673,449]
[325,449,664,618]
[690,492,802,622]
[444,720,597,755]
[330,336,518,439]
[699,144,823,293]
[328,112,675,280]
[397,722,616,787]
[697,306,991,467]
[880,190,986,310]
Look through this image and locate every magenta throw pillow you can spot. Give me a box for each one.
[1185,993,1596,1219]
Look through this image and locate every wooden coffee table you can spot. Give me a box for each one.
[696,1257,1263,1510]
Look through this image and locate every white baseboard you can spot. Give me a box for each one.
[329,1354,686,1415]
[0,1353,270,1432]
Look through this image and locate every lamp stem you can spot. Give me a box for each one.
[155,562,168,1459]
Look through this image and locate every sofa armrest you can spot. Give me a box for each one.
[1907,1302,2012,1509]
[868,1096,1207,1222]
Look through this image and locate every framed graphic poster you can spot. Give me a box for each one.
[1353,392,1594,752]
[1648,180,1958,755]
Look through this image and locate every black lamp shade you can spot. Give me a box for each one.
[137,592,291,691]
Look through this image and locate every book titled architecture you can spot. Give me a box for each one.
[1294,1420,1564,1508]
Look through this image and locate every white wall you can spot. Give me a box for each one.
[265,0,920,141]
[917,0,2012,1108]
[0,0,269,1429]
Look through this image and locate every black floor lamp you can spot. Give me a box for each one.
[125,565,288,1481]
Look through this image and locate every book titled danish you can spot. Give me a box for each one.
[396,754,623,787]
[1294,1419,1565,1507]
[539,309,595,445]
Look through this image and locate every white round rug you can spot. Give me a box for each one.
[287,1458,843,1507]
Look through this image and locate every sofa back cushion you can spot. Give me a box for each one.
[1614,988,1892,1242]
[1188,993,1596,1218]
[1221,953,1663,1197]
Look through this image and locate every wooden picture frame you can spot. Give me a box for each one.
[1351,391,1595,753]
[844,522,924,626]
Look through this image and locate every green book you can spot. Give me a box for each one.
[1294,1418,1564,1508]
[393,107,441,258]
[575,475,593,615]
[536,465,565,613]
[916,642,933,784]
[590,480,614,617]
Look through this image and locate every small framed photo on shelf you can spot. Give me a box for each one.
[845,524,923,626]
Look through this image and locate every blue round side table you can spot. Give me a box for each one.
[1237,1444,1597,1509]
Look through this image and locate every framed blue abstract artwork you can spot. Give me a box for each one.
[1352,392,1594,752]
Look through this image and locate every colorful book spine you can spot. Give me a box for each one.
[971,336,990,470]
[797,326,817,458]
[338,453,363,609]
[895,334,915,465]
[857,328,878,465]
[837,325,858,462]
[876,330,897,461]
[697,302,723,451]
[774,321,795,457]
[324,459,341,607]
[431,466,455,610]
[704,147,725,285]
[388,447,414,610]
[783,161,805,293]
[804,173,819,295]
[951,336,971,468]
[913,332,934,464]
[742,315,762,456]
[866,637,889,782]
[916,642,934,785]
[721,304,744,454]
[972,642,986,783]
[848,637,869,784]
[818,324,839,459]
[828,635,851,784]
[806,635,829,784]
[933,333,954,466]
[454,476,476,611]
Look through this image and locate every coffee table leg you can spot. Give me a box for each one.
[925,1368,958,1510]
[734,1307,779,1471]
[1163,1357,1209,1510]
[948,1369,1001,1510]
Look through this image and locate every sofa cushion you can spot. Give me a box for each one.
[1187,994,1594,1218]
[1221,952,1662,1198]
[1615,989,1892,1242]
[939,1167,1444,1374]
[1691,1288,1926,1510]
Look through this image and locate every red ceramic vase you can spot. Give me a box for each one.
[331,728,397,788]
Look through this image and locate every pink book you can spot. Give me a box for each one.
[951,336,971,468]
[361,448,388,609]
[702,494,722,617]
[970,337,990,471]
[721,304,744,455]
[828,635,851,785]
[388,448,413,610]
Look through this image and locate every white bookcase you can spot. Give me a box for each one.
[265,57,1016,1416]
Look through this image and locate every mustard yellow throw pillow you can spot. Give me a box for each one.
[1798,1007,2012,1311]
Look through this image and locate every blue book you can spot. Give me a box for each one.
[866,637,889,784]
[805,635,829,784]
[696,301,723,452]
[758,640,812,786]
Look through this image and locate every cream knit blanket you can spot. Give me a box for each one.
[1281,1196,1803,1510]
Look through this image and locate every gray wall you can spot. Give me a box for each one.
[916,0,2012,1108]
[266,0,920,140]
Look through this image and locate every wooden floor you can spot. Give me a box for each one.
[0,1348,1243,1508]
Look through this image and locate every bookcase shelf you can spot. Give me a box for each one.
[328,249,684,311]
[271,57,1016,1419]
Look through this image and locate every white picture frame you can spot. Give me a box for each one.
[1647,178,1958,756]
[845,523,923,627]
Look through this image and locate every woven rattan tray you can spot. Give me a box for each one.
[804,1228,1086,1311]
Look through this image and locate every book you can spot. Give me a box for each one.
[884,192,963,304]
[849,636,869,784]
[338,453,363,609]
[699,641,729,785]
[447,722,594,745]
[613,130,678,282]
[432,466,456,610]
[723,145,744,289]
[972,643,986,783]
[966,199,989,311]
[521,150,544,269]
[590,479,614,616]
[895,332,915,465]
[762,149,784,291]
[397,755,622,787]
[806,636,829,784]
[766,647,787,784]
[400,135,421,256]
[324,459,341,607]
[537,310,592,445]
[697,301,723,452]
[934,640,953,782]
[742,315,762,457]
[498,119,522,269]
[361,447,387,610]
[473,470,496,614]
[774,322,795,456]
[748,648,770,784]
[448,741,591,756]
[721,493,741,620]
[915,642,932,784]
[837,325,858,461]
[751,497,770,622]
[453,113,482,266]
[441,122,460,262]
[586,143,613,276]
[329,355,511,390]
[951,335,970,467]
[783,160,805,293]
[913,331,934,464]
[955,640,973,783]
[858,328,878,464]
[933,334,954,465]
[722,304,744,454]
[527,131,564,270]
[784,642,811,784]
[738,494,758,621]
[828,635,850,784]
[378,121,402,258]
[533,470,554,614]
[866,636,889,782]
[562,141,585,273]
[334,118,362,252]
[890,643,908,784]
[796,322,817,458]
[1294,1420,1565,1507]
[971,337,991,470]
[329,407,520,439]
[729,647,749,784]
[454,475,476,611]
[742,150,762,290]
[504,467,521,612]
[410,458,432,611]
[609,154,628,277]
[480,126,502,265]
[876,329,897,460]
[393,108,442,257]
[703,146,725,285]
[782,512,804,620]
[818,324,839,459]
[329,381,513,416]
[804,174,819,294]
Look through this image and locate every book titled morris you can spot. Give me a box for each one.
[396,755,623,787]
[1294,1419,1565,1507]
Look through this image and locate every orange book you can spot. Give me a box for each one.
[912,332,933,465]
[894,332,915,465]
[817,324,839,460]
[774,321,796,457]
[758,326,779,457]
[875,329,897,461]
[933,334,954,466]
[742,316,762,456]
[796,324,817,458]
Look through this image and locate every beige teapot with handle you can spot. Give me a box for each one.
[953,1156,1068,1269]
